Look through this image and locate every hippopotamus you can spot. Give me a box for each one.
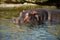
[13,8,49,26]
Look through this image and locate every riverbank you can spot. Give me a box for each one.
[0,4,57,19]
[0,4,56,8]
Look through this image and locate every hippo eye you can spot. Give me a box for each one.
[28,14,32,16]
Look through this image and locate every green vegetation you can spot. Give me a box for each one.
[0,0,60,8]
[0,4,56,19]
[0,0,48,4]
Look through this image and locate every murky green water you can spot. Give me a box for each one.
[0,19,60,40]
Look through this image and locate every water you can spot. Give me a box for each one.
[0,19,60,40]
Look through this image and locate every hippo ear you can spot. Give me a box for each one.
[23,10,25,12]
[19,11,23,17]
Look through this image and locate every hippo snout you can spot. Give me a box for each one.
[13,17,20,24]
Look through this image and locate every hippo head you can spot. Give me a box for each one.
[19,10,40,26]
[13,9,48,27]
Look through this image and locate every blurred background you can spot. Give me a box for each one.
[0,0,60,19]
[0,0,60,40]
[0,0,60,8]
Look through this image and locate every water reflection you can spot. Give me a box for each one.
[0,19,60,40]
